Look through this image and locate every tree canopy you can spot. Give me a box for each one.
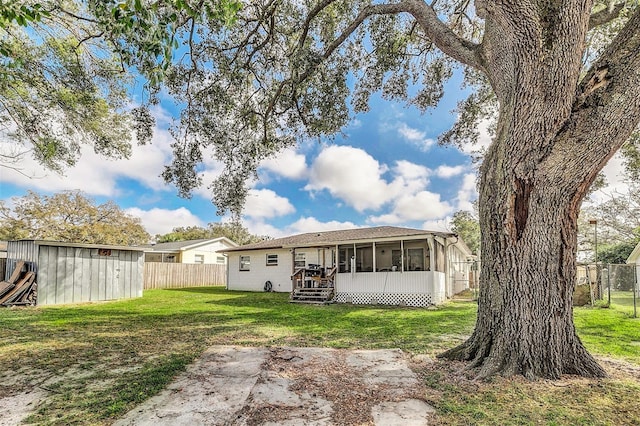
[157,222,268,245]
[451,210,480,255]
[0,190,150,245]
[0,0,239,174]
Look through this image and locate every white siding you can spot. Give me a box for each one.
[335,270,439,294]
[227,249,293,292]
[181,241,235,264]
[334,271,447,306]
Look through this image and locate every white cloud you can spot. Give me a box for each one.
[126,207,204,236]
[588,153,629,204]
[304,145,395,211]
[243,188,295,219]
[286,217,359,234]
[368,191,453,224]
[421,218,453,232]
[259,148,308,180]
[245,216,359,238]
[391,160,431,194]
[458,118,494,156]
[397,123,436,151]
[0,111,175,196]
[436,164,465,178]
[456,173,478,212]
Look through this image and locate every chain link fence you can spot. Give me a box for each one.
[577,263,638,317]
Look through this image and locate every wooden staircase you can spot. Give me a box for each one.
[290,287,334,304]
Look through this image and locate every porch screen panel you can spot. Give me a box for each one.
[406,248,424,271]
[338,246,354,273]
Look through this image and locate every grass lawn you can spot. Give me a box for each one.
[0,286,639,425]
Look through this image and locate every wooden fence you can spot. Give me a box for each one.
[144,263,227,289]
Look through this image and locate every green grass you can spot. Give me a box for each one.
[608,289,639,316]
[0,286,639,425]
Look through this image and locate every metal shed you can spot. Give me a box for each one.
[5,240,145,306]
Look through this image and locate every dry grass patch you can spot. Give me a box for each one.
[415,357,640,425]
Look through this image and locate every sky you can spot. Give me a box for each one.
[0,71,628,240]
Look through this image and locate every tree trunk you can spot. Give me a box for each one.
[437,3,640,380]
[440,137,607,379]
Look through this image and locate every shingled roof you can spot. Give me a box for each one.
[221,226,455,252]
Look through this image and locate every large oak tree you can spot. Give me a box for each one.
[155,0,640,380]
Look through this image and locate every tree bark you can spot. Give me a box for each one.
[440,3,640,379]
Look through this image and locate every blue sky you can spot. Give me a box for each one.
[0,71,626,240]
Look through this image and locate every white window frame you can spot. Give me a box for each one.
[266,254,278,266]
[239,255,250,271]
[294,252,306,268]
[194,254,205,264]
[216,256,226,264]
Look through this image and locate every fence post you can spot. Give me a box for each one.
[606,264,611,306]
[634,264,638,318]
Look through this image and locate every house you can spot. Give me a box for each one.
[222,226,474,307]
[5,240,144,306]
[143,238,237,264]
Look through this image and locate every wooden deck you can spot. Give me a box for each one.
[290,266,336,304]
[290,287,334,304]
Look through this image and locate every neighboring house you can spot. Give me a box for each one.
[143,238,238,264]
[5,240,144,306]
[625,243,640,293]
[222,226,474,307]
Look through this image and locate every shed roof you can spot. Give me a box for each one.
[13,240,146,251]
[222,226,461,253]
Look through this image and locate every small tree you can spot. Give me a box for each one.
[451,211,480,255]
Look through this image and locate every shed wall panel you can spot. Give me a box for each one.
[136,253,144,297]
[80,249,92,302]
[98,255,107,301]
[90,251,100,301]
[37,248,51,305]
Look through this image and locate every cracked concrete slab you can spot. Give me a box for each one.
[115,346,434,425]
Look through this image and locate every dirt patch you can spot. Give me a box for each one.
[0,388,46,426]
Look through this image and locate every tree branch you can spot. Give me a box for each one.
[589,2,625,30]
[542,8,640,194]
[401,0,484,72]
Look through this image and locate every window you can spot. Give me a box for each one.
[194,254,204,264]
[294,252,306,268]
[216,256,226,264]
[266,254,278,266]
[239,255,250,271]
